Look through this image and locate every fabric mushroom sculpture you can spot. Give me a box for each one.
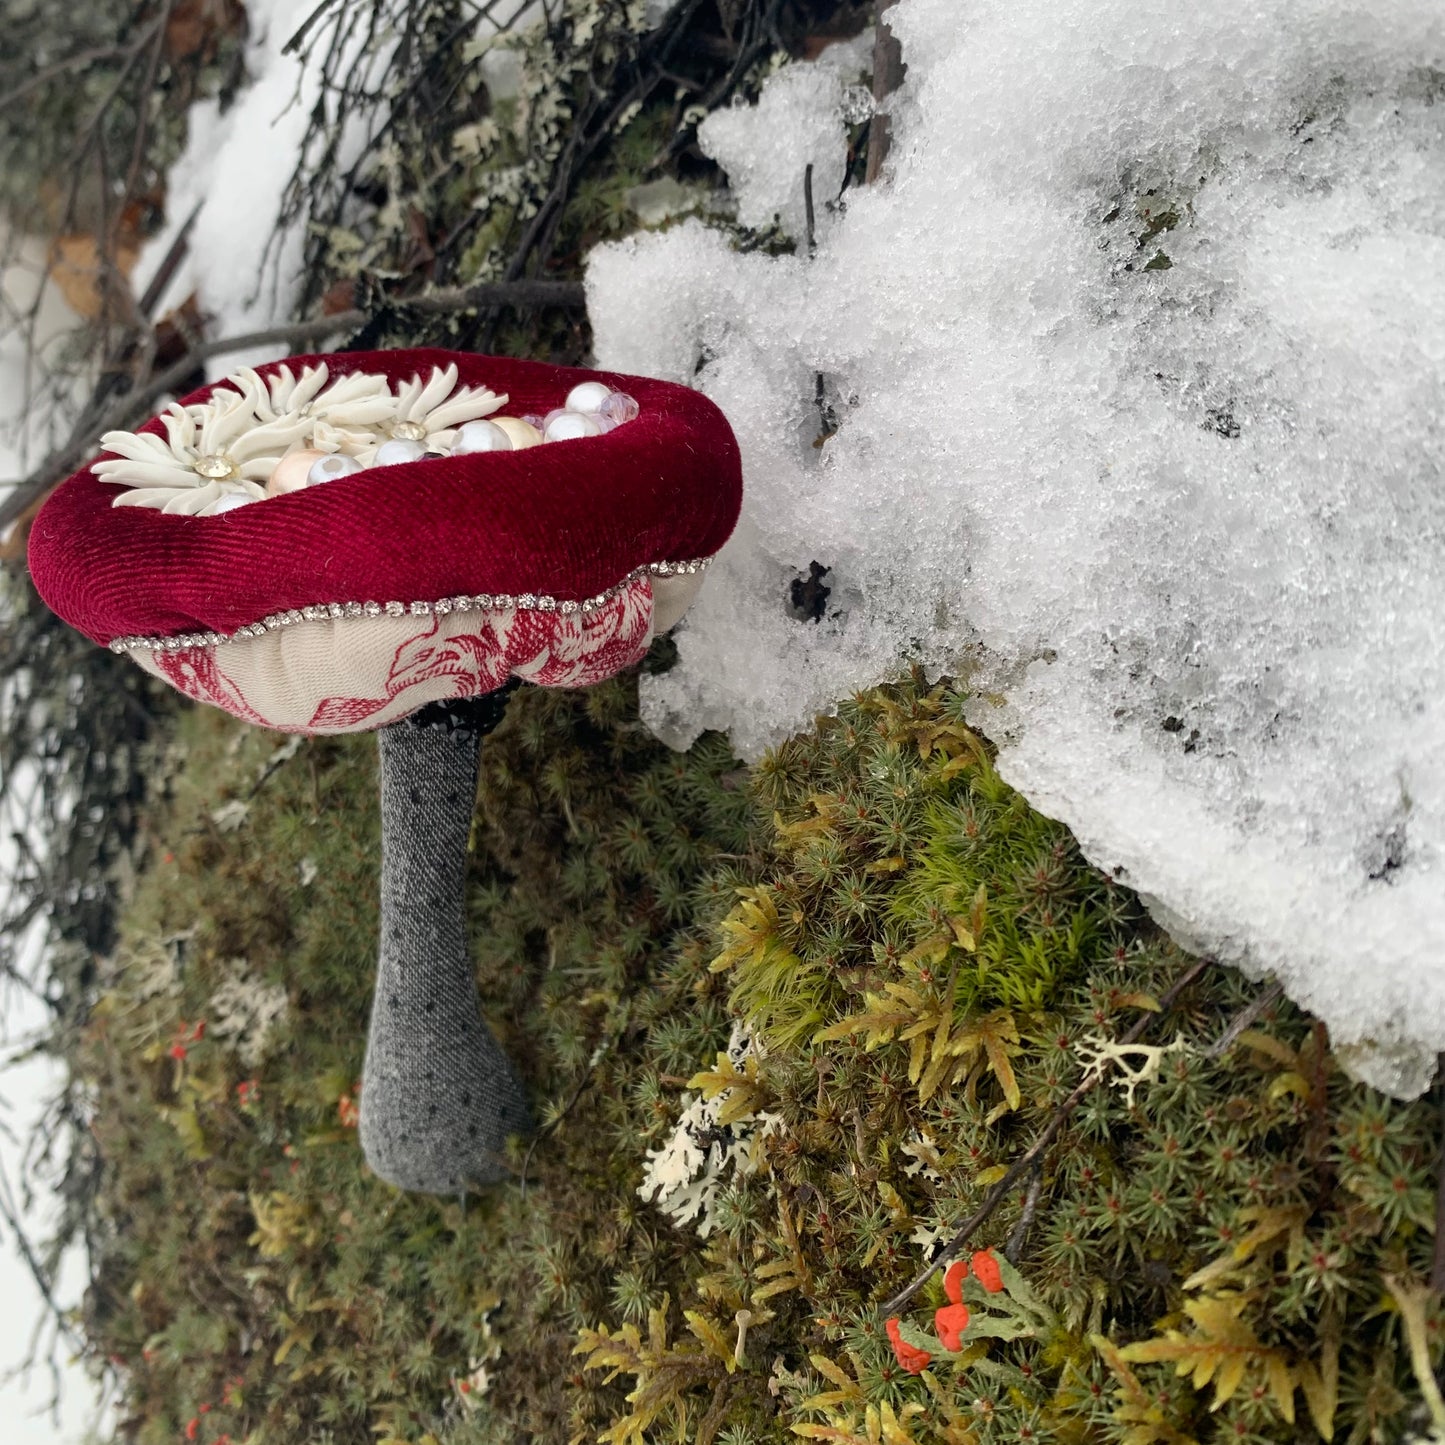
[29,348,742,1195]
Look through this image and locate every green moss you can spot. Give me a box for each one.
[80,669,1442,1445]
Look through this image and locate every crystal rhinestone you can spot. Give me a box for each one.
[109,639,125,653]
[344,602,363,618]
[326,603,343,619]
[473,594,491,609]
[518,593,537,608]
[193,454,236,480]
[493,594,513,609]
[560,600,579,615]
[655,562,674,576]
[453,596,472,612]
[538,596,556,611]
[409,601,430,616]
[385,601,405,617]
[363,601,382,617]
[390,420,427,442]
[303,605,324,622]
[434,598,452,615]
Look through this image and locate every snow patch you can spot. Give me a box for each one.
[587,0,1445,1095]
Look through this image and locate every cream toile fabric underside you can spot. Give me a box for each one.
[129,571,706,733]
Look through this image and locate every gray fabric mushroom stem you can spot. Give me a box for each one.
[359,687,531,1194]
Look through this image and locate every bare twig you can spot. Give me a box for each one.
[1205,979,1284,1058]
[1003,1163,1044,1264]
[283,0,344,55]
[1432,1051,1445,1293]
[880,957,1212,1316]
[865,0,905,185]
[135,202,203,321]
[803,162,817,256]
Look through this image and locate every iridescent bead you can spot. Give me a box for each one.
[599,391,639,428]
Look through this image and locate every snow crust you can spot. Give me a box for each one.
[586,0,1445,1096]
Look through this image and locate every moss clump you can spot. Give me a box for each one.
[580,674,1443,1445]
[78,661,762,1445]
[79,666,1442,1445]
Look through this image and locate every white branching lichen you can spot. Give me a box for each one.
[637,1024,783,1237]
[1074,1031,1192,1108]
[205,960,290,1069]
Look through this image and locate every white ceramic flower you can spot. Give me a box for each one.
[92,363,511,515]
[354,364,507,462]
[94,393,312,513]
[230,364,398,453]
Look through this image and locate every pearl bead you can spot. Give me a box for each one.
[374,438,427,466]
[307,452,363,485]
[564,380,614,414]
[211,492,254,514]
[543,410,603,443]
[453,419,512,454]
[268,449,328,495]
[490,417,542,449]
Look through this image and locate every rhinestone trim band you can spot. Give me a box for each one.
[107,557,711,655]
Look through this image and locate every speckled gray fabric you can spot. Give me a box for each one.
[359,691,531,1193]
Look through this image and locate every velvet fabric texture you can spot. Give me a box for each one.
[28,349,742,649]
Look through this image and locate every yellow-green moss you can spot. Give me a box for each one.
[78,668,1441,1445]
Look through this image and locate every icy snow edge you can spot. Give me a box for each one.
[586,0,1445,1098]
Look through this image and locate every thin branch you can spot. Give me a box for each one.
[283,0,344,55]
[880,957,1212,1317]
[1205,979,1283,1058]
[1432,1051,1445,1293]
[0,1163,84,1359]
[864,0,905,185]
[1003,1163,1044,1264]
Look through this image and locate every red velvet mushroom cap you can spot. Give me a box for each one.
[28,349,742,733]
